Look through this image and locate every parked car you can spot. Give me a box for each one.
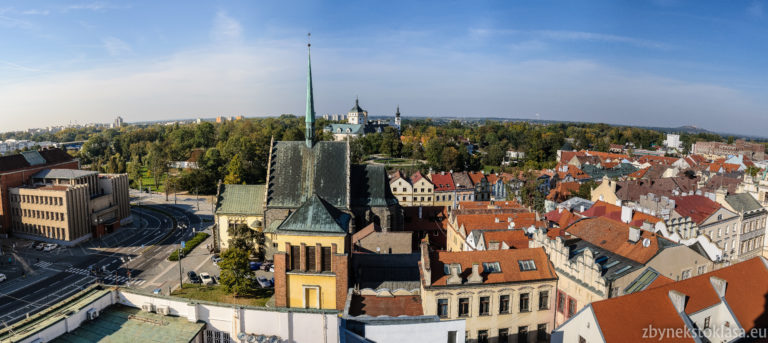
[260,262,273,271]
[187,271,201,284]
[43,243,58,252]
[249,261,262,271]
[35,242,46,250]
[211,255,221,265]
[0,273,6,283]
[256,276,273,288]
[199,272,214,285]
[153,288,162,295]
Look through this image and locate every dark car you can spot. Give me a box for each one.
[256,276,274,288]
[187,271,201,284]
[249,261,262,271]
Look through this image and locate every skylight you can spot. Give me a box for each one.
[613,265,632,275]
[518,259,536,271]
[603,261,620,269]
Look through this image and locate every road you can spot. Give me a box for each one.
[0,194,215,326]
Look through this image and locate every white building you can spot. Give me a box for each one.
[663,133,682,150]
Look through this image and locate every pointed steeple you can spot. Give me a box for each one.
[396,105,400,117]
[305,33,315,148]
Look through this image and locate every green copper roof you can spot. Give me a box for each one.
[215,184,265,215]
[305,41,315,147]
[725,193,764,213]
[275,194,350,235]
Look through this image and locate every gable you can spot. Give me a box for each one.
[700,207,738,226]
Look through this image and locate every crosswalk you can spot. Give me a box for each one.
[66,267,91,276]
[34,261,52,268]
[62,266,146,286]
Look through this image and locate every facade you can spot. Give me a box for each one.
[419,243,558,343]
[721,192,767,262]
[692,140,765,160]
[410,171,434,206]
[670,194,741,262]
[552,257,768,343]
[213,183,265,253]
[347,98,368,125]
[389,171,413,206]
[469,172,490,201]
[452,171,475,202]
[663,133,682,150]
[8,170,130,245]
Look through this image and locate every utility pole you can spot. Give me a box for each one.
[178,243,183,290]
[195,187,199,211]
[138,179,143,206]
[165,173,169,202]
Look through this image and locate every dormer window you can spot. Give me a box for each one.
[444,264,460,275]
[518,260,536,271]
[483,262,501,273]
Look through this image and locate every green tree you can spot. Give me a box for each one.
[224,153,244,184]
[218,247,256,297]
[146,142,168,191]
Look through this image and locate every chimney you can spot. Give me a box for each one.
[507,217,512,222]
[420,241,431,287]
[494,217,500,223]
[710,276,727,298]
[446,264,462,285]
[668,290,687,313]
[441,171,445,175]
[628,227,641,243]
[467,264,483,284]
[615,199,622,207]
[450,169,453,174]
[621,206,633,224]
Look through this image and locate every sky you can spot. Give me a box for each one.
[0,1,767,135]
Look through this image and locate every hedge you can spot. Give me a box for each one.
[169,232,210,261]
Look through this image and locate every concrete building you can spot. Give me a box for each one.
[452,171,475,202]
[0,149,79,235]
[663,133,682,150]
[469,172,490,201]
[693,140,765,161]
[720,192,767,262]
[552,257,768,343]
[419,243,558,343]
[8,169,130,245]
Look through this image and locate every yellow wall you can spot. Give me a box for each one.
[274,234,346,254]
[287,273,337,309]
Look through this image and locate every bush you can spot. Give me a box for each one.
[168,232,210,261]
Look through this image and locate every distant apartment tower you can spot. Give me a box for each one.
[663,133,682,150]
[112,116,123,128]
[9,169,130,245]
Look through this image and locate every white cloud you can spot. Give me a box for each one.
[748,1,764,18]
[468,28,668,50]
[21,9,50,15]
[65,2,129,12]
[102,36,131,56]
[211,11,242,42]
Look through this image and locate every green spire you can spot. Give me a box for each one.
[305,33,315,148]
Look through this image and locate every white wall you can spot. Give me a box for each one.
[551,305,605,343]
[362,319,465,343]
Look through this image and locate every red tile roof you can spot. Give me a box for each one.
[590,257,768,343]
[581,200,663,225]
[544,208,582,228]
[546,181,581,202]
[410,171,429,184]
[628,167,649,178]
[428,248,557,286]
[348,294,424,317]
[468,172,487,184]
[429,173,455,192]
[482,230,530,249]
[565,217,665,264]
[670,195,722,225]
[456,212,545,235]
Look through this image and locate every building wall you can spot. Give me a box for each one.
[421,280,557,343]
[551,305,605,343]
[214,213,264,251]
[0,159,79,234]
[434,191,454,206]
[590,179,618,205]
[412,179,434,206]
[356,318,466,343]
[646,246,714,281]
[9,184,90,244]
[390,178,413,206]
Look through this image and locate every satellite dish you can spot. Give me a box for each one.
[237,332,248,341]
[642,238,651,248]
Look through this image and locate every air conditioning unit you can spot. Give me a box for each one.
[156,305,170,316]
[87,308,100,320]
[141,303,155,312]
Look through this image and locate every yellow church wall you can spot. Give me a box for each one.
[286,273,337,309]
[273,234,346,254]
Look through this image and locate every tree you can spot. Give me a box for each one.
[224,153,244,184]
[127,154,143,188]
[227,222,262,254]
[218,247,256,297]
[146,142,168,191]
[573,180,597,200]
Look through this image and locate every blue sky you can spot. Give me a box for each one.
[0,1,767,135]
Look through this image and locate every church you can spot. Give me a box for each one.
[265,41,403,310]
[324,99,401,141]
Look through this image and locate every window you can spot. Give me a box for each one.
[437,299,449,318]
[567,298,577,318]
[718,228,721,237]
[681,269,691,280]
[517,326,528,343]
[697,265,706,275]
[290,245,301,270]
[704,316,711,329]
[557,291,566,313]
[447,331,457,343]
[518,260,536,271]
[539,291,549,310]
[717,214,722,220]
[306,246,316,271]
[498,328,509,343]
[321,247,332,271]
[458,298,470,317]
[499,294,510,313]
[479,296,490,316]
[482,262,501,273]
[537,323,548,341]
[578,336,587,343]
[477,330,488,343]
[519,293,530,312]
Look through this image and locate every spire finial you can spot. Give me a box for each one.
[307,32,311,48]
[305,33,315,148]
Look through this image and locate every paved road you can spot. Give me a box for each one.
[0,196,214,326]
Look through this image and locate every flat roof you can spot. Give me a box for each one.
[51,305,205,343]
[32,168,98,180]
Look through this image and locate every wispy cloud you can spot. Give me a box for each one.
[65,2,130,12]
[748,1,764,18]
[21,9,50,15]
[211,11,242,42]
[0,14,34,29]
[102,36,131,56]
[468,28,669,50]
[0,60,41,72]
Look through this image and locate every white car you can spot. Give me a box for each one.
[0,273,6,283]
[199,272,214,285]
[43,243,58,252]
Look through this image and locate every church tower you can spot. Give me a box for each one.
[347,97,367,125]
[394,105,401,130]
[305,34,315,148]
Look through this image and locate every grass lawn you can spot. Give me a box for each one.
[138,167,167,192]
[483,165,502,174]
[172,284,274,307]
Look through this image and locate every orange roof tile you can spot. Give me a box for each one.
[428,248,557,286]
[348,294,424,317]
[670,195,721,225]
[565,217,665,264]
[468,171,487,184]
[581,200,663,225]
[590,257,768,343]
[546,181,581,202]
[429,173,455,192]
[482,230,530,249]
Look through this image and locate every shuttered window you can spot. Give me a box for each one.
[306,246,316,272]
[290,245,301,271]
[321,247,332,271]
